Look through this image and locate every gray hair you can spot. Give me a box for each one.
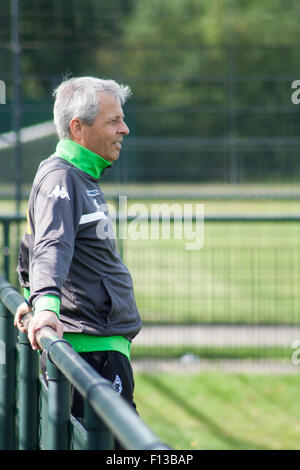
[53,76,132,139]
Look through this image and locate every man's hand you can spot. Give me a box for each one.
[14,301,32,334]
[27,310,64,350]
[15,304,64,350]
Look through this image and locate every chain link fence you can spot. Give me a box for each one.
[1,0,300,373]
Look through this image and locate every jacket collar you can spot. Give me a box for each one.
[55,139,112,179]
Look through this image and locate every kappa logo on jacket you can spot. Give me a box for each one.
[48,185,70,200]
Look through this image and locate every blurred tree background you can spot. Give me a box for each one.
[1,0,300,186]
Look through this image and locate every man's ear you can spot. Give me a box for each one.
[69,118,83,140]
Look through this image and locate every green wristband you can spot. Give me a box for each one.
[34,295,61,318]
[24,287,30,301]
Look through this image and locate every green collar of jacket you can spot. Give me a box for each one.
[56,139,112,179]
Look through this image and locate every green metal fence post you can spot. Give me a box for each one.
[0,303,16,449]
[84,401,114,450]
[39,375,49,450]
[18,331,39,449]
[46,355,71,450]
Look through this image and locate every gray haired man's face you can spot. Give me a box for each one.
[74,92,130,163]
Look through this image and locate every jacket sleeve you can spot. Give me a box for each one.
[28,168,83,313]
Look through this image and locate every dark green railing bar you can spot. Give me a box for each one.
[38,336,168,450]
[18,331,39,449]
[46,357,71,450]
[0,302,17,450]
[0,276,22,314]
[0,274,170,450]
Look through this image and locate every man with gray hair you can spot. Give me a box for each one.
[14,76,142,431]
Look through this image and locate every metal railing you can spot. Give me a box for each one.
[0,275,170,450]
[0,210,299,448]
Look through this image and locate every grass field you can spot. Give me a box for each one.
[1,198,300,326]
[134,371,300,450]
[122,198,300,325]
[124,220,300,325]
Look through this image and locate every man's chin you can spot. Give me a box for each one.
[110,152,120,163]
[102,152,120,164]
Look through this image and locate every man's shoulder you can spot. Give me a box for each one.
[38,154,73,174]
[33,155,75,186]
[28,157,79,204]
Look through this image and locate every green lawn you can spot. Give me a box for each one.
[1,198,300,324]
[124,221,300,324]
[131,345,291,361]
[134,371,300,450]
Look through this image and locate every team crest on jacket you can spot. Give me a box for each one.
[48,185,70,200]
[112,374,122,395]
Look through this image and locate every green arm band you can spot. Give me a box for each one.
[34,295,61,318]
[24,287,30,301]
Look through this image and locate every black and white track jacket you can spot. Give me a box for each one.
[18,153,142,341]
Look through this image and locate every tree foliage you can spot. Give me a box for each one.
[2,0,300,182]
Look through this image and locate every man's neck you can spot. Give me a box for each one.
[55,139,112,179]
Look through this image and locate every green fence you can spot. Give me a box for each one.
[1,212,299,370]
[0,274,170,450]
[1,213,300,320]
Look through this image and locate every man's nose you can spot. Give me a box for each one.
[119,120,130,135]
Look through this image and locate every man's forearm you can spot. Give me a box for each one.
[34,295,61,318]
[24,287,61,318]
